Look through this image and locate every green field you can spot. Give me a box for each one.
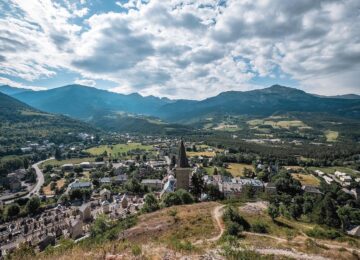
[324,130,339,142]
[86,143,154,158]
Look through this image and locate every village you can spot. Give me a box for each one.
[1,134,360,257]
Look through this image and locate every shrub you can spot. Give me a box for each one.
[305,227,342,240]
[131,244,142,256]
[251,222,268,234]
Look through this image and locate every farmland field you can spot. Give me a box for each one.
[325,130,339,142]
[292,173,320,186]
[226,163,254,177]
[86,143,153,158]
[247,119,310,129]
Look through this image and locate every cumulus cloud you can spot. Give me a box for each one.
[74,78,96,87]
[0,0,359,98]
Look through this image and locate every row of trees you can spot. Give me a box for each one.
[267,171,360,231]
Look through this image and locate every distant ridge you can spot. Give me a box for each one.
[0,85,33,95]
[2,84,359,122]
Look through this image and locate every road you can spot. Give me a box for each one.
[25,157,53,198]
[3,157,53,204]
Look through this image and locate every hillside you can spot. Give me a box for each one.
[0,92,98,149]
[0,85,33,96]
[6,84,360,123]
[90,113,193,135]
[11,84,171,120]
[157,85,360,122]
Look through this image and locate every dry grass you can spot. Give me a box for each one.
[43,178,66,195]
[187,151,216,157]
[292,173,320,186]
[325,130,339,142]
[226,163,254,177]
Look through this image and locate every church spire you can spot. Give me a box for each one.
[177,139,189,168]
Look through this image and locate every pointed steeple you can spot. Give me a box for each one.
[177,139,189,168]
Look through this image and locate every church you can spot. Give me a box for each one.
[175,140,192,190]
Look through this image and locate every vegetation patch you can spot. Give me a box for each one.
[292,173,320,186]
[86,143,153,158]
[227,163,254,177]
[325,130,339,142]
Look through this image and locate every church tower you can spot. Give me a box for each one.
[177,140,189,168]
[175,140,191,190]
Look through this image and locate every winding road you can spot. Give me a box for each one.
[3,157,53,204]
[25,157,53,198]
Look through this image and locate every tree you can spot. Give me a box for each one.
[170,155,176,168]
[175,189,194,204]
[268,204,279,221]
[55,148,62,160]
[162,192,182,207]
[90,214,110,237]
[206,184,223,200]
[142,193,160,213]
[26,196,41,214]
[6,204,20,218]
[312,195,340,228]
[74,166,83,174]
[337,206,353,231]
[190,171,204,197]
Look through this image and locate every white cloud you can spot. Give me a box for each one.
[0,77,46,91]
[74,78,96,87]
[0,0,359,98]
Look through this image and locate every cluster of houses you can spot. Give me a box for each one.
[0,189,143,256]
[20,140,55,154]
[315,169,360,187]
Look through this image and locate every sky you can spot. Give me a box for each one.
[0,0,359,99]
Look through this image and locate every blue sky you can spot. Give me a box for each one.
[0,0,359,99]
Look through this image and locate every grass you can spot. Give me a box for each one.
[43,178,66,195]
[41,157,96,167]
[292,173,320,186]
[325,130,339,142]
[20,110,55,117]
[226,163,254,177]
[86,143,153,158]
[187,151,217,157]
[213,123,241,132]
[247,119,309,129]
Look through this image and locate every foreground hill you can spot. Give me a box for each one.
[0,92,98,150]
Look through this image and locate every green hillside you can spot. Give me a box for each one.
[0,92,99,153]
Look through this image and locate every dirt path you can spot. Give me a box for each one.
[194,205,225,245]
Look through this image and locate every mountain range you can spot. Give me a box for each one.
[2,84,359,123]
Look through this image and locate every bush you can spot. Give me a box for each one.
[162,192,182,207]
[227,222,243,237]
[305,227,342,240]
[175,189,194,204]
[252,222,268,234]
[131,244,142,256]
[223,206,251,231]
